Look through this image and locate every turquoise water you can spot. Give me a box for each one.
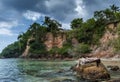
[0,59,78,82]
[0,59,120,82]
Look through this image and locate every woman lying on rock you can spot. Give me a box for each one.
[76,57,101,67]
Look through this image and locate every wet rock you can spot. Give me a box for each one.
[51,79,75,82]
[72,61,110,81]
[106,78,120,82]
[57,69,65,73]
[107,65,120,71]
[62,79,75,82]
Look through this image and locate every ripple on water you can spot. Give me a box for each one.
[0,59,120,82]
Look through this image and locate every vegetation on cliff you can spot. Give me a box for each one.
[1,5,120,58]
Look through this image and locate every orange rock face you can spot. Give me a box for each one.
[44,32,66,50]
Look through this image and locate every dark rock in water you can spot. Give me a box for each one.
[57,69,65,73]
[62,79,75,82]
[72,60,110,81]
[107,65,120,71]
[106,78,120,82]
[51,79,75,82]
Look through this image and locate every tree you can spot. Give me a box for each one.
[44,16,62,33]
[110,4,119,13]
[94,5,120,23]
[0,42,21,58]
[28,41,47,58]
[70,18,83,29]
[28,22,47,42]
[76,18,96,44]
[17,31,31,53]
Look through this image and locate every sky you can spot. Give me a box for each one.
[0,0,120,52]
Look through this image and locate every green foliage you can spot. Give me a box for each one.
[49,47,60,55]
[111,23,120,53]
[49,42,72,57]
[111,38,120,53]
[75,43,91,54]
[1,5,120,58]
[28,22,47,42]
[59,43,72,57]
[70,18,83,29]
[28,41,47,58]
[44,16,62,37]
[1,41,21,58]
[94,4,120,23]
[71,43,91,58]
[70,18,105,45]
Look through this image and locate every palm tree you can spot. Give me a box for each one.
[110,4,119,13]
[43,16,62,38]
[17,33,24,52]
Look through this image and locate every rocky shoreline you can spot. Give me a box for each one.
[70,58,120,82]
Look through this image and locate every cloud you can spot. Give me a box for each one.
[23,10,43,21]
[44,0,77,22]
[62,23,70,29]
[75,0,87,17]
[0,0,120,53]
[1,0,79,22]
[0,28,13,36]
[0,21,18,28]
[0,21,18,36]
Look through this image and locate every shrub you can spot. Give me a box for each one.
[73,43,91,57]
[28,41,47,58]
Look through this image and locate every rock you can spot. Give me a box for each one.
[72,60,110,81]
[106,78,120,82]
[107,65,120,71]
[61,79,75,82]
[51,78,75,82]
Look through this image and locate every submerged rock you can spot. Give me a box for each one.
[106,78,120,82]
[107,65,120,71]
[51,79,75,82]
[71,59,110,81]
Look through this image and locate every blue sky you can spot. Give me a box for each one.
[0,0,120,52]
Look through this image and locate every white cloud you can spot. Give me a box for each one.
[45,0,63,9]
[0,21,18,28]
[0,21,18,36]
[0,28,13,36]
[23,10,42,21]
[75,0,87,17]
[62,23,70,29]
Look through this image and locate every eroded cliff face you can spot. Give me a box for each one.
[44,32,66,50]
[92,22,120,58]
[22,38,35,57]
[22,32,66,57]
[22,22,120,58]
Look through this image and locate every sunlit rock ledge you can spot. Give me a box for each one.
[71,59,111,81]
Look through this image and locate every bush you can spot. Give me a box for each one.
[112,38,120,53]
[48,47,60,55]
[28,41,47,58]
[48,44,72,58]
[73,43,91,57]
[77,43,91,53]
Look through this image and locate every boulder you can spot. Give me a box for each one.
[107,65,120,71]
[72,60,110,81]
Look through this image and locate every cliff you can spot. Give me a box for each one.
[22,32,66,57]
[91,21,120,58]
[44,32,66,50]
[22,22,120,58]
